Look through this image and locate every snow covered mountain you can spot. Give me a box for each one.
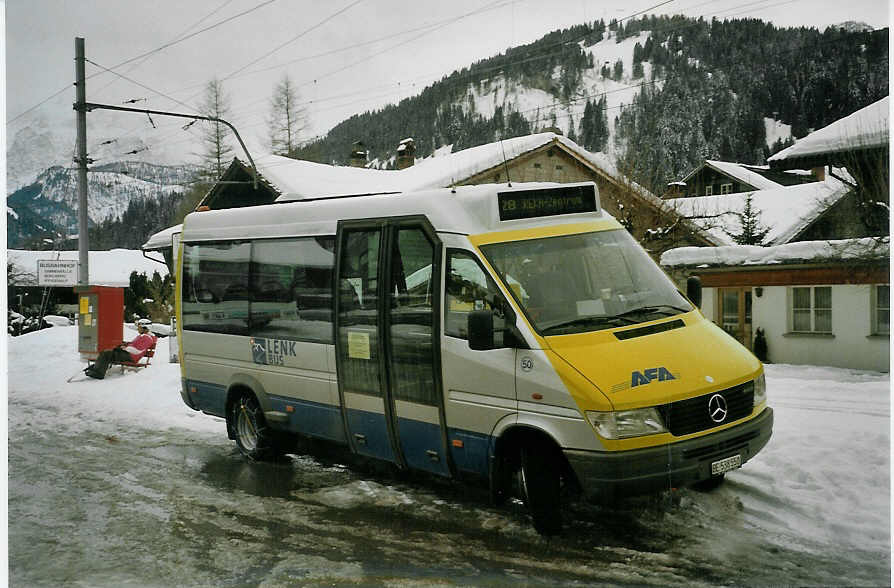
[6,161,197,248]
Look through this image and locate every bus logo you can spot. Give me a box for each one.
[250,337,296,366]
[631,367,676,387]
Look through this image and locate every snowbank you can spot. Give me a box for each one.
[660,236,889,268]
[7,325,222,437]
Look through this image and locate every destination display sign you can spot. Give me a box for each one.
[497,185,597,221]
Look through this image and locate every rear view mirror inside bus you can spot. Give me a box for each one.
[468,309,494,350]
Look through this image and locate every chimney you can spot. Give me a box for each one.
[396,138,416,170]
[349,141,367,168]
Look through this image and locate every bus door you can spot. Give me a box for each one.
[335,217,451,476]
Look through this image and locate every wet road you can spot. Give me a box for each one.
[9,398,888,587]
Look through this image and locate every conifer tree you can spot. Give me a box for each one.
[729,193,771,245]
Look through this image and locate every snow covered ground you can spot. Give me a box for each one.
[6,325,891,585]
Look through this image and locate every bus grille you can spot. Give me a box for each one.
[658,382,754,436]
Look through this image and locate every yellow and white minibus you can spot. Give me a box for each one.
[176,181,772,534]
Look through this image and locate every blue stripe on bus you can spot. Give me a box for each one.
[345,408,397,463]
[396,418,450,477]
[267,395,346,443]
[447,428,491,477]
[186,380,492,478]
[187,380,228,417]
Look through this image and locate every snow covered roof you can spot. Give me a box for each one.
[664,176,851,246]
[262,133,561,201]
[682,160,782,191]
[768,96,889,168]
[142,223,182,251]
[7,249,168,287]
[660,236,889,269]
[264,132,659,203]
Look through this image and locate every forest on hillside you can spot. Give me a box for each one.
[294,14,888,193]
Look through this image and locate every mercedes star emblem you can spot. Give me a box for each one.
[708,393,728,423]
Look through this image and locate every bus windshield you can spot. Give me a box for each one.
[480,229,692,335]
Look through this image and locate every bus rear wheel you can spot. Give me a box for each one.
[231,391,283,461]
[520,446,563,536]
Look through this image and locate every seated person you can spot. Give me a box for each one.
[85,320,157,379]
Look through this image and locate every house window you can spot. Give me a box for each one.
[533,163,542,169]
[720,183,733,194]
[791,286,832,333]
[872,284,889,334]
[705,185,713,196]
[555,164,563,170]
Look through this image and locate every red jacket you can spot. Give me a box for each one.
[123,333,157,362]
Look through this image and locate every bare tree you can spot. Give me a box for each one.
[199,78,234,181]
[268,75,306,157]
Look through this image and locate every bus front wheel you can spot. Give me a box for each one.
[520,446,563,535]
[230,391,283,461]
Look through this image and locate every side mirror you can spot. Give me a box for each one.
[468,310,494,351]
[686,276,702,309]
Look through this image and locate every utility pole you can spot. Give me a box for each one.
[74,37,89,286]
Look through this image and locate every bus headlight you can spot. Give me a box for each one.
[753,373,767,407]
[587,408,667,440]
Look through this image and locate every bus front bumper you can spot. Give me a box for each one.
[563,407,773,500]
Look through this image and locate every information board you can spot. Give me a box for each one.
[37,260,79,286]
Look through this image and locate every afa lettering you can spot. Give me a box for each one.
[631,367,676,387]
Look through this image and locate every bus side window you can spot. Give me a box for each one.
[181,241,251,336]
[249,237,335,343]
[445,250,514,346]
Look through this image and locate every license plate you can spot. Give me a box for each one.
[711,454,742,475]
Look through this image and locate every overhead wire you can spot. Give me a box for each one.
[9,0,276,125]
[90,0,238,100]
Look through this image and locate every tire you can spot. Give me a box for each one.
[230,391,283,461]
[520,446,563,536]
[692,473,725,492]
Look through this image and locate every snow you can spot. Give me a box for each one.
[42,315,72,326]
[142,223,182,251]
[7,249,169,287]
[6,325,890,559]
[664,176,851,246]
[660,236,890,268]
[764,117,793,149]
[7,206,19,219]
[267,132,576,200]
[769,96,889,163]
[691,160,783,191]
[736,363,889,556]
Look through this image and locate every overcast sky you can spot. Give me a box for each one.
[4,0,890,163]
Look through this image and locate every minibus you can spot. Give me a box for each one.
[176,181,773,534]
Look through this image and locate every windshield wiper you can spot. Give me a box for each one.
[614,304,691,320]
[540,315,635,335]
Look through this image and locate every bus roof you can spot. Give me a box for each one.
[181,182,608,242]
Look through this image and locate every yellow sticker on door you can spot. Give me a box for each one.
[347,331,371,360]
